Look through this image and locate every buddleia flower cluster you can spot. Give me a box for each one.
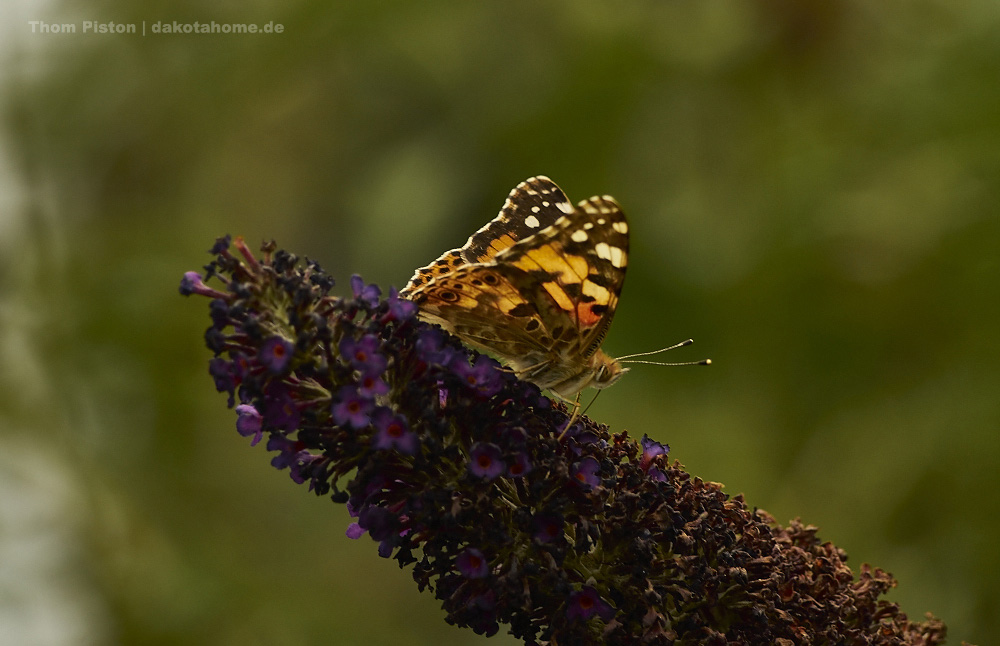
[180,236,952,645]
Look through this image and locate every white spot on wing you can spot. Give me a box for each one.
[531,206,540,213]
[597,218,606,225]
[557,201,574,214]
[613,221,628,234]
[571,229,588,243]
[525,215,541,228]
[595,242,626,268]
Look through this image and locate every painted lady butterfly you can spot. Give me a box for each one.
[400,176,631,402]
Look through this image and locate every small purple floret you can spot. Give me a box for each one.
[572,456,601,489]
[331,385,374,429]
[259,335,294,374]
[468,442,505,480]
[451,354,503,397]
[179,271,228,299]
[235,404,264,446]
[456,548,489,579]
[566,586,615,622]
[263,382,300,432]
[358,371,390,397]
[351,274,382,308]
[508,451,532,478]
[340,333,388,374]
[640,434,669,473]
[385,286,417,321]
[372,407,418,455]
[415,327,456,366]
[532,512,563,544]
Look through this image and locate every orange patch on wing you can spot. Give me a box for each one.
[514,245,588,284]
[576,302,602,327]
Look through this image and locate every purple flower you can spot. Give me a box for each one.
[208,235,231,254]
[639,434,669,473]
[266,435,311,483]
[235,404,264,446]
[351,274,381,308]
[566,586,615,622]
[531,512,563,544]
[451,354,503,397]
[507,451,532,478]
[263,381,300,432]
[415,327,456,366]
[468,442,505,480]
[179,271,228,299]
[372,407,418,455]
[208,357,236,399]
[572,456,601,489]
[340,333,387,374]
[385,286,417,322]
[259,335,294,374]
[456,548,489,579]
[358,504,396,541]
[185,236,946,645]
[357,371,390,397]
[331,385,374,429]
[208,298,230,328]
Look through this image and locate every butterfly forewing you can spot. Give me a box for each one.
[462,176,574,263]
[401,176,572,297]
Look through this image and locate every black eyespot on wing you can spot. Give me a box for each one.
[587,271,614,289]
[561,282,581,298]
[508,302,536,317]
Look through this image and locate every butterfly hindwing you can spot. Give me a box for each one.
[406,262,552,361]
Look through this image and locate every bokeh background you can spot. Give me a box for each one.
[2,2,997,644]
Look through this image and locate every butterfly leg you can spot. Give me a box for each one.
[557,393,582,441]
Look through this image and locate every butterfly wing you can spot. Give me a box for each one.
[400,176,629,395]
[462,176,574,263]
[400,176,572,297]
[496,194,629,361]
[404,263,561,377]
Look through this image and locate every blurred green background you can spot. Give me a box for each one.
[1,1,997,644]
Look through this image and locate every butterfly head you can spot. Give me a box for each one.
[592,351,629,390]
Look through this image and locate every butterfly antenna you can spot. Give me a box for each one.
[618,338,711,366]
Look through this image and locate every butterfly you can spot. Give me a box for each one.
[400,176,633,406]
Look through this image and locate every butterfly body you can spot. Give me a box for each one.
[400,176,630,401]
